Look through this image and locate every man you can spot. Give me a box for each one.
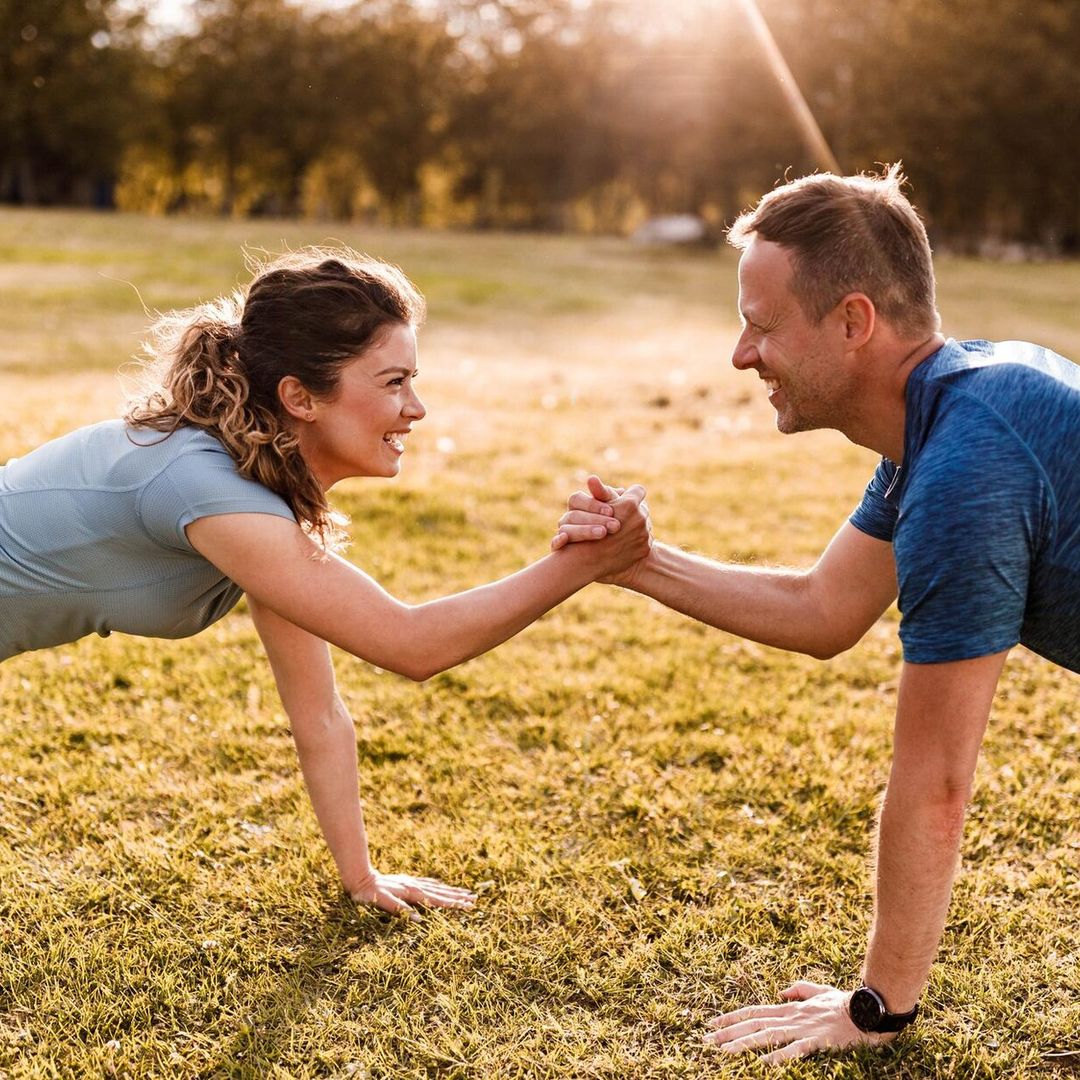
[555,165,1080,1063]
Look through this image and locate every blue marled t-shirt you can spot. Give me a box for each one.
[849,339,1080,671]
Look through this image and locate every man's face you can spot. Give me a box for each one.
[731,236,851,434]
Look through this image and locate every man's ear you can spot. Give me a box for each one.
[277,375,317,422]
[839,292,875,350]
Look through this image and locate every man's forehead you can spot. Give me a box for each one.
[738,238,795,303]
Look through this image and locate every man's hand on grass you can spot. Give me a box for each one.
[704,981,897,1064]
[349,868,477,921]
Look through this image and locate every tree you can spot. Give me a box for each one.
[0,0,144,204]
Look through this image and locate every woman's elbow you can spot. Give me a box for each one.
[382,655,444,683]
[398,661,437,683]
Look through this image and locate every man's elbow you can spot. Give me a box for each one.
[887,777,973,840]
[805,632,861,661]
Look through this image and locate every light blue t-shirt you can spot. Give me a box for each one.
[850,339,1080,671]
[0,421,296,661]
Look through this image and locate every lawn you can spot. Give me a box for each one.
[0,208,1076,1079]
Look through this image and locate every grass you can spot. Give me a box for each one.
[0,207,1077,1079]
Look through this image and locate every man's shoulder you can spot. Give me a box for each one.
[913,338,1079,395]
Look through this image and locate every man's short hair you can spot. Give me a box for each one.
[727,164,940,339]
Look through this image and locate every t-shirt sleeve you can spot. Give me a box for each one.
[138,443,297,551]
[893,402,1051,664]
[849,458,899,542]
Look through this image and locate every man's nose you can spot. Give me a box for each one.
[731,327,759,370]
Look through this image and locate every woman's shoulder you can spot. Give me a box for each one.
[124,421,226,455]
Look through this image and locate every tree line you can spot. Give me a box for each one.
[3,0,1079,249]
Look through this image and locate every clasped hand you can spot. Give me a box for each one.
[551,474,652,584]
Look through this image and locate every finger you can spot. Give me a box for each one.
[761,1036,826,1064]
[382,876,478,903]
[374,888,422,922]
[403,881,478,902]
[587,475,619,502]
[616,483,647,506]
[411,891,476,910]
[716,1025,796,1054]
[567,492,615,516]
[780,981,833,1001]
[551,532,568,551]
[556,524,612,543]
[706,1004,792,1030]
[706,1016,786,1045]
[559,510,620,531]
[410,878,479,895]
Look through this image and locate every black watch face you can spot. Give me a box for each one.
[849,988,885,1032]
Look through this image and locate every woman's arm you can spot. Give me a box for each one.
[186,486,648,681]
[249,596,476,915]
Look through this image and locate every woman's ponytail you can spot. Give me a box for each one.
[126,292,345,549]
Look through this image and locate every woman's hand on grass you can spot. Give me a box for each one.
[349,868,478,921]
[703,981,897,1064]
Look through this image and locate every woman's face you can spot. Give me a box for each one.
[297,322,426,488]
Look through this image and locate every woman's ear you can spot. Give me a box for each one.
[278,375,317,422]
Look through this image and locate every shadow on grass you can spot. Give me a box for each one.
[205,893,410,1078]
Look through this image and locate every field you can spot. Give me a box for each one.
[0,208,1077,1079]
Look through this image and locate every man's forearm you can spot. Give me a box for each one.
[862,779,968,1012]
[624,542,839,657]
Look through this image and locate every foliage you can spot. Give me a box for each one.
[0,208,1077,1076]
[2,0,1079,244]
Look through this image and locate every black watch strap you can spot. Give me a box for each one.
[848,986,919,1033]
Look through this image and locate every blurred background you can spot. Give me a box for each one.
[4,0,1079,252]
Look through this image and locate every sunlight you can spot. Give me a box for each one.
[733,0,841,171]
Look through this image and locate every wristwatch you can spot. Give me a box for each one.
[848,986,919,1033]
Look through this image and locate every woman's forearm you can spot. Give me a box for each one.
[289,696,372,894]
[396,544,600,680]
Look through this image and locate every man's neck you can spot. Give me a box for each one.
[842,332,947,463]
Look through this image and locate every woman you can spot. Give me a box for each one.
[0,249,649,918]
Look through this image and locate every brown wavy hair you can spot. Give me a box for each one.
[126,248,426,548]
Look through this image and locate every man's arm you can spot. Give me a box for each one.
[705,649,1008,1063]
[864,649,1008,1005]
[624,522,896,659]
[560,476,896,659]
[250,598,476,916]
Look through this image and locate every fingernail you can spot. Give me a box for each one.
[606,519,620,531]
[592,526,605,536]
